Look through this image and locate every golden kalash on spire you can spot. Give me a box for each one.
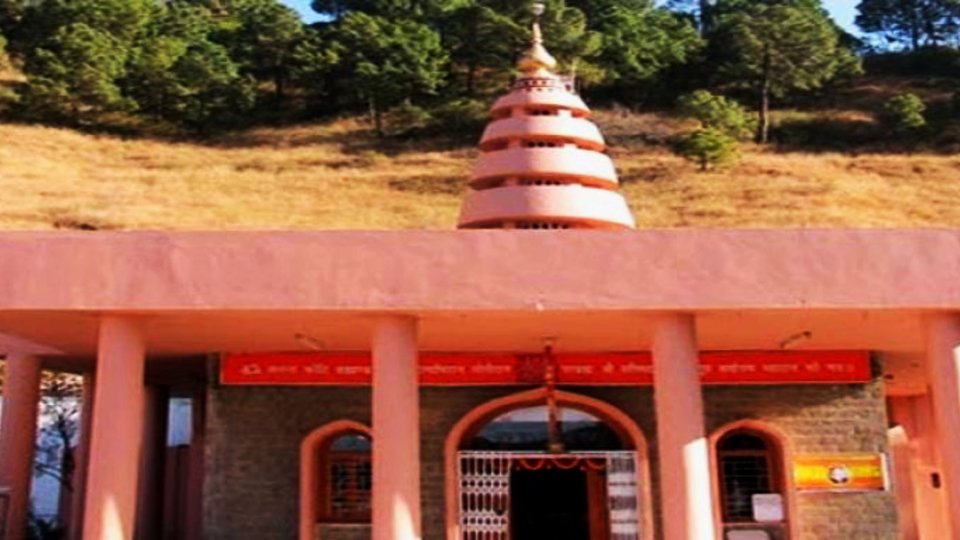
[457,3,636,230]
[517,3,557,76]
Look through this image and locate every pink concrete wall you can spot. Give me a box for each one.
[1,230,960,311]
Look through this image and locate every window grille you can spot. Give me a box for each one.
[717,431,776,523]
[321,433,372,523]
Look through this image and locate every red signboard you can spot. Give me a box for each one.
[220,351,871,386]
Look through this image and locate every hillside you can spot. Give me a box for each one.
[2,105,960,231]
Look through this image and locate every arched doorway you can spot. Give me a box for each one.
[444,389,652,540]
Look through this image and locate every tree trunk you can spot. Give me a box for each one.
[466,59,477,97]
[757,84,770,144]
[911,9,921,51]
[326,71,340,113]
[699,0,713,35]
[757,49,772,144]
[274,67,285,101]
[370,97,384,137]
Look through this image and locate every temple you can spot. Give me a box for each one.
[0,10,959,540]
[458,13,633,230]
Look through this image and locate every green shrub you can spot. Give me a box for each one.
[387,100,433,134]
[431,98,488,133]
[677,90,754,140]
[880,92,926,134]
[675,128,739,171]
[0,33,9,72]
[0,34,18,109]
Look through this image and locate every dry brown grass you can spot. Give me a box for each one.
[0,118,470,230]
[621,149,960,227]
[2,113,960,230]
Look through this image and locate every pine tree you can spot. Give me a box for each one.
[0,0,27,47]
[217,0,305,99]
[536,0,603,83]
[328,11,448,136]
[880,92,926,134]
[290,25,342,106]
[594,6,702,89]
[676,127,739,170]
[16,0,154,121]
[856,0,960,50]
[677,89,754,140]
[124,3,255,130]
[441,3,523,96]
[710,1,861,143]
[172,40,256,130]
[21,23,132,120]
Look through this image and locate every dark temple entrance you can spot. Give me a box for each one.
[457,405,641,540]
[511,467,590,540]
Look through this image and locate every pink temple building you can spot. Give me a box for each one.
[1,14,959,540]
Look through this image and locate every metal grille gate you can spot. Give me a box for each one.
[459,453,511,540]
[458,452,640,540]
[607,453,640,540]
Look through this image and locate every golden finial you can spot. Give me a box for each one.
[518,2,557,76]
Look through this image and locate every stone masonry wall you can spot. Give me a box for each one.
[203,386,371,540]
[704,380,897,540]
[203,380,895,540]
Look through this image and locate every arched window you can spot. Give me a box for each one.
[299,421,372,540]
[715,427,790,539]
[319,432,372,523]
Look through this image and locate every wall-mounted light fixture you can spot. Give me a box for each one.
[779,330,812,350]
[294,332,325,351]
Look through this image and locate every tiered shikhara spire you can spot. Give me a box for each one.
[457,6,635,230]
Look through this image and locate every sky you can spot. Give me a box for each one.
[280,0,860,33]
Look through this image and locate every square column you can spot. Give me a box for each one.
[83,316,147,540]
[652,314,716,540]
[371,316,422,540]
[0,354,42,540]
[924,313,960,539]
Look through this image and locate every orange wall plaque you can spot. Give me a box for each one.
[793,453,887,491]
[220,351,871,386]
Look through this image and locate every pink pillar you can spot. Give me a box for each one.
[0,354,42,540]
[83,316,146,540]
[652,314,716,540]
[898,394,950,540]
[924,314,960,539]
[371,316,422,540]
[887,397,920,540]
[68,373,96,540]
